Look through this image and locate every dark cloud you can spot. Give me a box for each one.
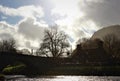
[80,0,120,27]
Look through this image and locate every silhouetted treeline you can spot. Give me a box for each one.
[0,27,70,57]
[0,33,120,64]
[0,39,17,53]
[72,34,120,64]
[1,52,120,76]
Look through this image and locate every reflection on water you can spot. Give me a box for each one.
[5,76,120,81]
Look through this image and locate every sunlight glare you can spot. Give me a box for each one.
[51,0,85,26]
[52,76,81,81]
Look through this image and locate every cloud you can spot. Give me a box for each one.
[17,18,48,49]
[1,0,120,50]
[51,0,120,43]
[0,17,48,50]
[50,0,105,49]
[0,33,13,40]
[82,0,105,3]
[0,5,49,50]
[79,0,120,27]
[0,21,16,36]
[17,17,48,40]
[51,0,99,41]
[0,5,44,18]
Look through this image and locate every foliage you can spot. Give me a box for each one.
[37,28,70,57]
[2,63,26,74]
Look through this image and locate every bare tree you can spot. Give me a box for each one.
[0,38,17,52]
[37,28,70,57]
[103,34,120,58]
[113,40,120,60]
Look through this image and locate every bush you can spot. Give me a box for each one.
[2,63,26,74]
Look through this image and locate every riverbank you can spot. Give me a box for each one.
[0,52,120,76]
[22,65,120,77]
[41,65,120,76]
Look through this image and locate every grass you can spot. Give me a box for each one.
[43,65,120,75]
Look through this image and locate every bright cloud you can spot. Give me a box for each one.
[0,5,44,18]
[0,0,119,50]
[0,5,48,50]
[0,17,48,50]
[0,21,16,40]
[51,0,100,48]
[17,17,48,40]
[51,0,84,26]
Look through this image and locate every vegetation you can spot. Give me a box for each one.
[36,28,70,57]
[0,27,120,76]
[72,33,120,64]
[103,34,120,60]
[0,38,17,52]
[2,62,26,74]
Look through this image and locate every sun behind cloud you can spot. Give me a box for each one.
[0,0,119,50]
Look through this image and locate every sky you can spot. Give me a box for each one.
[0,0,120,50]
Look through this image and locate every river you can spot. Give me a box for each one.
[4,75,120,81]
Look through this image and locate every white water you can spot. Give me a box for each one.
[5,76,120,81]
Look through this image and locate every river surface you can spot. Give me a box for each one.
[5,75,120,81]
